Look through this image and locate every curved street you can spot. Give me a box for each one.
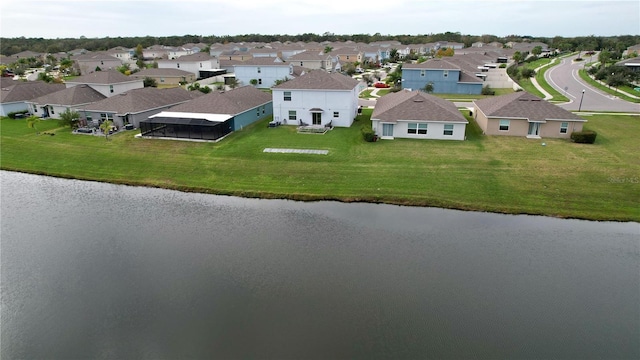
[545,54,640,113]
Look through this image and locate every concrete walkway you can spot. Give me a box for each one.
[532,59,557,100]
[263,148,329,155]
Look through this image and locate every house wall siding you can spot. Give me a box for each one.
[233,65,291,88]
[272,88,358,127]
[402,69,482,94]
[372,120,466,140]
[232,102,274,130]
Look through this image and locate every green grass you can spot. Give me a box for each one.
[535,61,569,102]
[2,111,639,221]
[578,69,640,104]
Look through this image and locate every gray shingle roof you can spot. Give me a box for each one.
[169,86,272,115]
[403,59,460,70]
[83,87,201,114]
[372,90,467,123]
[1,80,65,103]
[233,57,287,66]
[473,92,585,122]
[272,70,359,91]
[30,84,106,106]
[67,70,139,85]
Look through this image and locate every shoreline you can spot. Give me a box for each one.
[3,168,636,223]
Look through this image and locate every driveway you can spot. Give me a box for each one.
[545,54,640,112]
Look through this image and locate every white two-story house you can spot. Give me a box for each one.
[271,70,363,128]
[157,52,220,79]
[232,57,293,88]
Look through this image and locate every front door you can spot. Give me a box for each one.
[528,122,541,136]
[312,113,322,125]
[382,123,394,137]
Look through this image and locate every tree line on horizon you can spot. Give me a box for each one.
[1,32,639,56]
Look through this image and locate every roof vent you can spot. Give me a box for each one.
[413,98,424,102]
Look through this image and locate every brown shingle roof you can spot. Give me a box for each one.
[272,70,359,91]
[1,80,65,103]
[83,87,201,114]
[30,84,106,106]
[169,86,272,115]
[372,90,467,123]
[473,92,584,122]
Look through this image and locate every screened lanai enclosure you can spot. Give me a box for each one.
[139,114,233,141]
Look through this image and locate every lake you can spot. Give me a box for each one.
[1,171,638,359]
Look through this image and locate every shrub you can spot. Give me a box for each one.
[520,68,536,78]
[571,130,597,144]
[499,63,507,68]
[361,126,376,142]
[7,110,29,119]
[481,86,495,95]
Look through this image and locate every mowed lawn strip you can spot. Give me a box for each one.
[1,110,638,221]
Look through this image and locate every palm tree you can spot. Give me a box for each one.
[99,119,113,141]
[423,82,434,93]
[26,115,41,135]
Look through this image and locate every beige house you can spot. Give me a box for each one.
[130,68,196,88]
[72,52,123,75]
[287,51,333,71]
[473,92,586,139]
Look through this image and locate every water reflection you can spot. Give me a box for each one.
[1,171,638,359]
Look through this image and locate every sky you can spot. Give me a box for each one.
[1,0,638,39]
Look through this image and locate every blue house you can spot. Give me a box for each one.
[401,58,483,95]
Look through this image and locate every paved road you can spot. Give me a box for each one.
[545,54,640,112]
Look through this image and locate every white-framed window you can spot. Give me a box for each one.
[333,112,339,118]
[284,91,291,101]
[443,70,449,78]
[300,62,304,66]
[408,123,427,134]
[560,122,569,134]
[499,119,510,131]
[109,85,114,93]
[177,63,180,68]
[199,63,202,68]
[160,77,165,83]
[100,113,112,121]
[257,108,260,116]
[420,70,425,77]
[257,67,261,73]
[288,110,296,121]
[443,124,454,135]
[50,107,55,114]
[262,106,265,114]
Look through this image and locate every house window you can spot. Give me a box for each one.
[257,67,261,73]
[560,122,569,134]
[408,123,427,134]
[284,91,291,101]
[100,113,112,121]
[101,61,104,65]
[262,106,265,114]
[443,124,454,136]
[160,77,165,83]
[109,85,114,93]
[199,63,202,68]
[420,70,425,77]
[443,70,449,78]
[300,62,304,66]
[288,110,296,121]
[50,107,55,114]
[499,119,510,131]
[257,108,260,116]
[177,63,180,68]
[258,79,262,85]
[333,112,339,118]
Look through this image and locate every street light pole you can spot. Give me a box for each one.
[578,89,585,112]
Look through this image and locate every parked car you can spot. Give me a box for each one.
[374,82,390,88]
[355,68,364,73]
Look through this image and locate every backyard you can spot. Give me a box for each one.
[1,110,638,221]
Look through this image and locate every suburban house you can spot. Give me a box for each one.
[139,86,272,141]
[327,47,363,64]
[371,90,468,140]
[107,46,135,64]
[271,70,363,127]
[287,51,333,71]
[0,79,65,116]
[80,87,202,129]
[27,84,106,119]
[72,52,123,75]
[129,68,196,87]
[615,57,640,73]
[233,57,293,88]
[473,92,587,138]
[65,70,144,97]
[401,58,484,94]
[157,52,222,79]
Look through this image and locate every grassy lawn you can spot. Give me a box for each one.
[2,111,639,221]
[535,61,569,102]
[578,69,640,103]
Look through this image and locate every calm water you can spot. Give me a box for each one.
[1,171,638,359]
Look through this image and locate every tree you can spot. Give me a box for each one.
[117,63,131,74]
[531,46,542,56]
[58,108,80,129]
[389,48,399,62]
[99,119,113,140]
[274,77,290,86]
[436,47,454,57]
[513,51,523,64]
[134,44,144,59]
[423,82,434,93]
[250,79,258,86]
[199,85,212,94]
[26,115,41,134]
[323,46,333,54]
[143,77,157,87]
[187,82,201,91]
[598,50,611,66]
[228,78,239,89]
[37,72,54,83]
